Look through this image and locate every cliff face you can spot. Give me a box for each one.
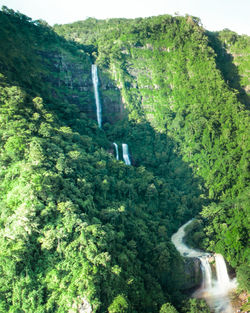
[182,258,202,291]
[37,51,125,124]
[98,69,125,124]
[206,29,250,108]
[0,10,125,126]
[37,49,95,116]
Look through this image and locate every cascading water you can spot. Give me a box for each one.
[91,64,102,128]
[91,66,131,165]
[200,256,212,290]
[113,142,119,160]
[215,254,231,291]
[171,220,237,313]
[122,143,131,165]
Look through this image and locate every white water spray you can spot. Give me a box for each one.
[215,254,232,292]
[122,143,131,165]
[113,143,119,160]
[171,220,237,313]
[91,64,102,128]
[200,256,212,290]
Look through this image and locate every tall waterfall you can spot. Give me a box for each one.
[122,144,131,165]
[171,220,237,313]
[113,143,119,160]
[91,64,102,128]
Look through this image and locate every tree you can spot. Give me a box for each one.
[108,295,129,313]
[160,302,179,313]
[182,298,211,313]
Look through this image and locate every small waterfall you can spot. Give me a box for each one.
[113,142,119,160]
[200,256,212,290]
[122,143,131,165]
[91,64,102,128]
[215,254,231,292]
[171,220,237,313]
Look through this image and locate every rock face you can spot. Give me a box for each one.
[69,297,92,313]
[181,257,202,290]
[98,68,125,124]
[37,50,96,120]
[38,50,125,125]
[78,298,92,313]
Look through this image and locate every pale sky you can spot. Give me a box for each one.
[1,0,249,35]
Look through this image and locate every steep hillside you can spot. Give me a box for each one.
[55,14,250,291]
[0,7,216,313]
[206,29,250,108]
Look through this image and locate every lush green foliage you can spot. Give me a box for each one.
[0,8,209,313]
[206,29,250,108]
[1,6,249,313]
[180,298,211,313]
[159,302,179,313]
[1,64,188,313]
[55,12,250,291]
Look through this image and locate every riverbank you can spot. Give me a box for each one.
[231,291,249,312]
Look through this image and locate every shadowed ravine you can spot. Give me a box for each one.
[171,220,237,313]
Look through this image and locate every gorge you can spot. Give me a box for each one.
[0,6,249,313]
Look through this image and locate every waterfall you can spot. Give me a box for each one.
[200,256,212,290]
[122,143,131,165]
[91,64,102,128]
[171,220,237,313]
[113,143,119,160]
[215,254,231,292]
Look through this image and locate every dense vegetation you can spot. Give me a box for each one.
[0,7,213,313]
[206,29,250,108]
[0,6,249,313]
[55,14,250,291]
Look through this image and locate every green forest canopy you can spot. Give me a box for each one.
[0,6,249,312]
